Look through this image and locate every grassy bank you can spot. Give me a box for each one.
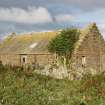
[0,65,105,105]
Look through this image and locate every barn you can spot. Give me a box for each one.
[0,31,58,67]
[0,23,105,74]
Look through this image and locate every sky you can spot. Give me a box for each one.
[0,0,105,38]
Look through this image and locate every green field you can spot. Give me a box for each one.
[0,65,105,105]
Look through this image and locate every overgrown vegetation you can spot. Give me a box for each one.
[0,65,105,105]
[48,28,80,67]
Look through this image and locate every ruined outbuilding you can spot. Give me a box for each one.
[0,23,105,78]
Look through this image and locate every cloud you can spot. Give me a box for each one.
[55,14,75,22]
[1,0,105,12]
[49,0,105,11]
[0,0,105,38]
[0,7,53,24]
[0,7,76,24]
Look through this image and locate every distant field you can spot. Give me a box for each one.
[0,66,105,105]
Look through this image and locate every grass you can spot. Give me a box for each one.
[0,65,105,105]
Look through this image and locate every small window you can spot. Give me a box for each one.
[23,57,26,63]
[21,55,27,64]
[82,56,86,67]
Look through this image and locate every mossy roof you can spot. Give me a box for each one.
[0,23,101,55]
[0,31,59,54]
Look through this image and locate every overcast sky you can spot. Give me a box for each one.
[0,0,105,38]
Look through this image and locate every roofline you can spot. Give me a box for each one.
[0,53,53,55]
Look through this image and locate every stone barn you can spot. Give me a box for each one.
[0,31,58,67]
[0,23,105,75]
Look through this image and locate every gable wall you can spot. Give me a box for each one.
[71,27,105,74]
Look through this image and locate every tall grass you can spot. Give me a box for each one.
[0,65,105,105]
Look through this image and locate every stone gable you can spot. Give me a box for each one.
[71,23,105,76]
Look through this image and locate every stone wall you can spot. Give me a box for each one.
[0,53,56,67]
[71,24,105,75]
[0,54,20,66]
[34,66,69,79]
